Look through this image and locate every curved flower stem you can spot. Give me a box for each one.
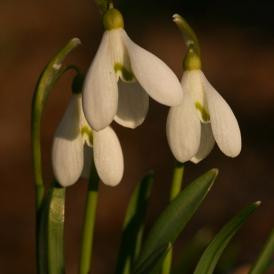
[79,165,100,274]
[162,161,185,273]
[31,37,81,274]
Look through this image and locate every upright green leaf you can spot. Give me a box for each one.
[249,228,274,274]
[47,184,66,274]
[194,201,261,274]
[115,172,154,274]
[134,169,218,271]
[39,183,66,274]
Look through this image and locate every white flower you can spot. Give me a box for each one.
[52,94,124,187]
[166,69,241,163]
[83,8,183,131]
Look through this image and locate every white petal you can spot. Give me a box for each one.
[83,31,118,130]
[93,127,124,186]
[121,30,183,106]
[202,73,241,157]
[114,81,149,128]
[181,70,209,123]
[191,123,215,163]
[166,91,201,162]
[52,96,84,187]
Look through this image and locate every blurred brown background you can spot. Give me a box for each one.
[0,0,274,273]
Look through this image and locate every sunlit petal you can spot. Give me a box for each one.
[83,31,118,130]
[121,29,183,106]
[93,127,124,186]
[202,73,241,157]
[166,91,201,162]
[114,81,149,128]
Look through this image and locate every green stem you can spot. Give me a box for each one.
[79,166,99,274]
[31,37,81,274]
[162,161,185,274]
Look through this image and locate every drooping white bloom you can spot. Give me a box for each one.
[52,94,124,187]
[167,69,241,163]
[83,8,183,131]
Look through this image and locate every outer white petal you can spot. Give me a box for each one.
[93,127,124,186]
[121,30,183,106]
[114,81,149,128]
[201,73,241,157]
[166,91,201,162]
[191,123,215,163]
[52,95,84,187]
[83,31,118,131]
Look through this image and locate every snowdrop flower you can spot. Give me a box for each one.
[52,93,124,187]
[83,8,183,130]
[167,47,241,163]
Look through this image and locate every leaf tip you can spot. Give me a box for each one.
[254,201,262,207]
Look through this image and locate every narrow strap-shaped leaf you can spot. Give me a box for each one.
[133,243,171,274]
[38,183,66,274]
[249,228,274,274]
[194,201,261,274]
[135,169,218,271]
[115,172,154,274]
[47,184,66,274]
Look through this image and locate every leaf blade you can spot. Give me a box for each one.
[194,201,261,274]
[135,169,218,270]
[249,228,274,274]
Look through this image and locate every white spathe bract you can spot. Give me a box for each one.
[83,28,183,131]
[167,69,241,163]
[52,94,124,187]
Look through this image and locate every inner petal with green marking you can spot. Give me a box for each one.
[195,101,210,122]
[114,63,135,82]
[81,126,93,146]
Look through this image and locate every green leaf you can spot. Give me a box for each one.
[194,201,261,274]
[249,228,274,274]
[135,169,218,271]
[39,183,66,274]
[115,172,154,274]
[47,184,66,274]
[133,243,171,274]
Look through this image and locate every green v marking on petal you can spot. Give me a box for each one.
[114,63,135,82]
[81,126,93,145]
[195,102,210,122]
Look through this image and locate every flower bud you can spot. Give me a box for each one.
[103,8,124,30]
